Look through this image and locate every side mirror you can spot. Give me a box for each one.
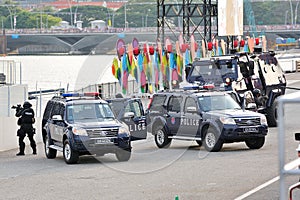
[52,115,63,121]
[186,106,197,113]
[295,133,300,141]
[124,112,134,118]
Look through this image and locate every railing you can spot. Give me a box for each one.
[3,25,300,35]
[0,59,22,85]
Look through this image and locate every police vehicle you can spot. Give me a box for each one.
[146,89,268,152]
[106,97,147,141]
[42,92,133,164]
[186,51,286,127]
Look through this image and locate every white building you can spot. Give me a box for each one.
[90,20,106,30]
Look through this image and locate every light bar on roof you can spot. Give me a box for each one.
[62,93,80,97]
[62,92,99,98]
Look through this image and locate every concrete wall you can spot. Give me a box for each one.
[0,117,42,152]
[0,84,28,117]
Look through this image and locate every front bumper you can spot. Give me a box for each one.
[220,124,268,142]
[71,135,131,154]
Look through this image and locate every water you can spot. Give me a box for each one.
[8,55,116,92]
[5,55,116,116]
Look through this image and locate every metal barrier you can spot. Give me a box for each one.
[278,92,300,199]
[0,60,22,85]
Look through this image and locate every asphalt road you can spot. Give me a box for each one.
[1,74,300,200]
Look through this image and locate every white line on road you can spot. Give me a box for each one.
[234,176,280,200]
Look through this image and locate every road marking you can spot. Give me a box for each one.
[234,176,280,200]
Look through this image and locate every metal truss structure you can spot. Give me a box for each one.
[157,0,218,44]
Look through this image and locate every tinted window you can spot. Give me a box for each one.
[51,102,61,117]
[43,101,54,120]
[125,101,142,117]
[184,97,197,112]
[109,100,125,117]
[168,96,182,112]
[198,95,241,112]
[149,95,166,112]
[66,103,114,123]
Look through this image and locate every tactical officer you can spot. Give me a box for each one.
[252,89,268,107]
[15,101,36,156]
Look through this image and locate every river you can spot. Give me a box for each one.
[7,55,116,92]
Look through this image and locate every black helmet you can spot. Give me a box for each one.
[253,89,261,97]
[23,101,32,108]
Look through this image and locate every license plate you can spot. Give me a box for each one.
[95,138,113,144]
[243,127,259,133]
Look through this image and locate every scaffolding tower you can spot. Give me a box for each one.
[157,0,218,44]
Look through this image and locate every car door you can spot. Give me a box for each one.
[165,95,183,135]
[108,98,147,141]
[49,102,65,143]
[179,97,202,137]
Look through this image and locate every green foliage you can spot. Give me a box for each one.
[0,1,297,29]
[0,6,61,29]
[58,6,110,27]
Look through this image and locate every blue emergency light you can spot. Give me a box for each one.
[62,92,99,98]
[183,84,215,91]
[62,93,80,97]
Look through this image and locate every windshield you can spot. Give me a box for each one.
[66,103,115,123]
[198,95,241,112]
[193,63,235,76]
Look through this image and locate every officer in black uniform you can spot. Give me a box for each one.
[15,101,36,156]
[252,88,268,107]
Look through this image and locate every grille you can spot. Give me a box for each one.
[234,118,261,126]
[87,128,119,138]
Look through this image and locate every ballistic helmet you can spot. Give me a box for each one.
[252,89,261,97]
[23,101,32,108]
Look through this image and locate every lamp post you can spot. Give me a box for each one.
[289,0,294,25]
[124,2,127,30]
[5,4,14,30]
[295,1,299,25]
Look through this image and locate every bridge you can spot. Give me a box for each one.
[4,25,300,55]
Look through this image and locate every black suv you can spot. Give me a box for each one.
[146,90,268,152]
[42,93,138,164]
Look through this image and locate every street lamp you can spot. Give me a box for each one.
[289,0,294,25]
[5,5,14,30]
[295,1,299,25]
[124,2,127,30]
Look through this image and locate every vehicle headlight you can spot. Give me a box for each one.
[118,126,130,136]
[72,127,88,136]
[260,115,268,126]
[220,117,236,125]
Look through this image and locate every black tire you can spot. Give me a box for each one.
[116,148,131,162]
[196,140,203,147]
[245,137,265,149]
[63,139,79,164]
[44,134,57,159]
[154,125,172,148]
[203,128,223,152]
[266,100,278,127]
